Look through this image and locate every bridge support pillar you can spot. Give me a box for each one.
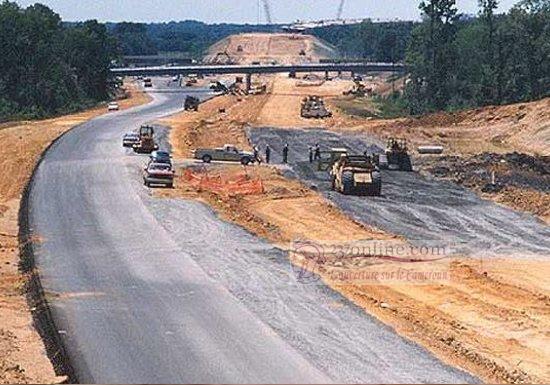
[246,73,252,93]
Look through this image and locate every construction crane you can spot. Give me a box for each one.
[261,0,272,24]
[337,0,346,20]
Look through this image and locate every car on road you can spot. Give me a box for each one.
[143,162,175,187]
[149,150,172,165]
[122,132,140,147]
[192,144,255,165]
[108,102,119,111]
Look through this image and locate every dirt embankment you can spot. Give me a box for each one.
[331,96,550,156]
[203,33,338,65]
[419,152,550,223]
[0,81,149,384]
[159,92,550,384]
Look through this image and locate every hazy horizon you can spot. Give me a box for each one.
[13,0,520,24]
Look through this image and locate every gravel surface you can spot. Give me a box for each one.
[248,127,550,258]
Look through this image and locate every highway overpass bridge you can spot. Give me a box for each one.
[111,62,406,91]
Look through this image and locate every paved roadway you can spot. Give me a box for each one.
[27,80,477,383]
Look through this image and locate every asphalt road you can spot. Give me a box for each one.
[248,128,550,259]
[28,80,477,383]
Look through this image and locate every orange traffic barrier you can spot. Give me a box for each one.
[182,168,264,197]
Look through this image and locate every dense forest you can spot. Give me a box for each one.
[311,21,416,62]
[404,0,550,114]
[0,2,117,121]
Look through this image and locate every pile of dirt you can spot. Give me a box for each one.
[419,152,550,222]
[203,33,338,65]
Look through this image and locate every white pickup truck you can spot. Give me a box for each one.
[192,144,256,165]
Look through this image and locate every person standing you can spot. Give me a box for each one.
[265,145,271,164]
[314,144,321,160]
[282,143,289,164]
[308,146,314,163]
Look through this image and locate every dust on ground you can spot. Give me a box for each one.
[203,33,338,65]
[0,80,149,384]
[158,91,550,384]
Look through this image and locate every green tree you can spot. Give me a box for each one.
[405,0,459,113]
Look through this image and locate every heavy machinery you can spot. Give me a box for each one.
[184,96,200,111]
[330,153,381,196]
[385,138,413,171]
[343,82,372,97]
[317,148,349,171]
[301,96,332,119]
[133,125,158,154]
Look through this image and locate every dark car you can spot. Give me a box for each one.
[149,150,172,164]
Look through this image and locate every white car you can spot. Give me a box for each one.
[108,102,119,111]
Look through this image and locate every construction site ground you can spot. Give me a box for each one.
[157,77,550,383]
[203,33,338,65]
[0,81,149,384]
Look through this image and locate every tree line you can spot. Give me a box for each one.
[404,0,550,114]
[0,1,117,121]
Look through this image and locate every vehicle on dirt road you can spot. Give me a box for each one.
[122,132,140,148]
[331,154,382,196]
[184,96,200,111]
[301,96,332,119]
[384,138,413,171]
[133,125,159,154]
[143,162,175,188]
[143,77,153,88]
[317,148,349,171]
[149,150,172,165]
[192,144,255,165]
[108,102,120,111]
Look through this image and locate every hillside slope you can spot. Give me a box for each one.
[203,33,338,65]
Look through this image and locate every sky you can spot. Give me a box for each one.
[14,0,521,24]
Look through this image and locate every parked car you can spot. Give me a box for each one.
[108,102,119,111]
[149,150,172,164]
[192,144,255,165]
[143,162,174,187]
[122,132,140,147]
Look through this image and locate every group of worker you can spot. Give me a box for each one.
[253,144,289,164]
[252,143,325,164]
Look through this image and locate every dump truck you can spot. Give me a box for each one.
[385,138,413,171]
[331,154,382,196]
[184,96,200,111]
[192,144,255,165]
[133,125,158,154]
[301,96,332,119]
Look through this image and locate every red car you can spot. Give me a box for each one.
[143,162,174,188]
